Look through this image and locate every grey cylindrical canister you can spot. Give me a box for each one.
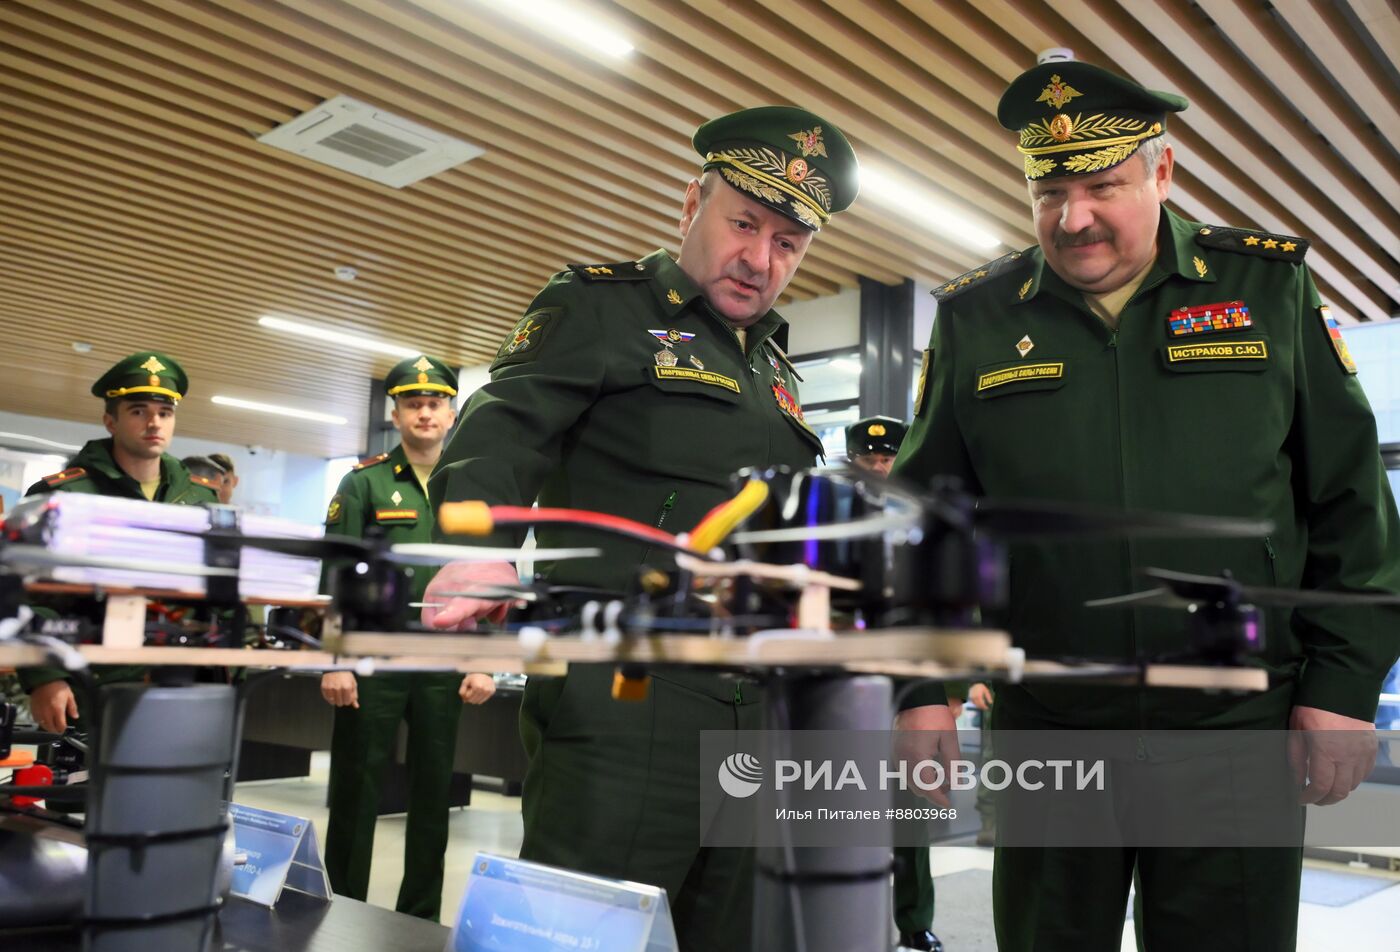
[753,675,895,952]
[83,683,237,952]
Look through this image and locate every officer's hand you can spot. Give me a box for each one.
[893,703,962,808]
[968,683,995,711]
[30,681,78,734]
[1287,706,1377,806]
[321,671,359,708]
[459,673,496,705]
[422,560,519,631]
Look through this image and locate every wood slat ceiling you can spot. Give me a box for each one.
[1,0,1397,458]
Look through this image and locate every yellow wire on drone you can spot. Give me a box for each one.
[687,479,771,553]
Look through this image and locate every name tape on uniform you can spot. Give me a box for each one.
[976,362,1064,392]
[653,366,741,393]
[1165,341,1267,362]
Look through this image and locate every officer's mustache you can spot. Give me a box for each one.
[1054,227,1113,248]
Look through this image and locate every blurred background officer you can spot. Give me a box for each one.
[845,415,906,477]
[895,58,1400,951]
[21,352,217,733]
[319,355,496,921]
[181,454,227,495]
[422,107,861,950]
[847,415,944,952]
[208,452,239,504]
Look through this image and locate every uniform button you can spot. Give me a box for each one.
[1199,227,1212,235]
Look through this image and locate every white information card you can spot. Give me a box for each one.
[448,852,678,952]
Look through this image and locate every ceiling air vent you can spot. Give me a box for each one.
[257,95,484,188]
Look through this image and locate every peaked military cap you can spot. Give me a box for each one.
[92,352,188,404]
[846,416,907,457]
[385,354,458,398]
[997,60,1187,180]
[694,106,859,231]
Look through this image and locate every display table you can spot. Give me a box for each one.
[13,892,451,952]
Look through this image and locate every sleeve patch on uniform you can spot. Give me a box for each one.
[1317,305,1358,375]
[914,349,931,416]
[491,307,561,370]
[326,493,344,525]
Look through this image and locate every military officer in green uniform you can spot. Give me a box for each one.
[847,416,946,952]
[21,352,218,733]
[421,107,860,950]
[319,355,496,921]
[893,60,1400,951]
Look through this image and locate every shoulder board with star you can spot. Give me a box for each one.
[353,452,390,472]
[42,466,89,487]
[1195,225,1309,261]
[189,474,220,490]
[567,261,651,282]
[932,250,1032,303]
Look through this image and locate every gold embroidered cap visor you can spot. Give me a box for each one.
[385,354,459,398]
[997,61,1188,180]
[694,105,859,231]
[90,351,189,404]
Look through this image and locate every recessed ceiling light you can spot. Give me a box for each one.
[212,395,347,426]
[334,266,358,281]
[72,342,93,354]
[477,0,634,57]
[259,315,419,359]
[860,166,1002,251]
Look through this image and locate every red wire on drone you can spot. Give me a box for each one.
[437,501,691,553]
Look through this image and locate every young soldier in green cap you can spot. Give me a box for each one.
[894,58,1400,951]
[21,352,218,733]
[423,106,860,950]
[319,355,496,921]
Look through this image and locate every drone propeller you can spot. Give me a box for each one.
[1087,567,1400,610]
[972,499,1273,541]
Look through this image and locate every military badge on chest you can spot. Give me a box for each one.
[649,328,696,367]
[1167,300,1252,337]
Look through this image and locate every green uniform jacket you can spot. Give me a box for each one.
[20,438,218,692]
[324,443,439,602]
[431,249,826,591]
[894,209,1400,722]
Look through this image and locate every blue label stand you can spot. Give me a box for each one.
[448,852,678,952]
[228,802,331,907]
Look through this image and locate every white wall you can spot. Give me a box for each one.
[781,287,860,355]
[913,280,938,352]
